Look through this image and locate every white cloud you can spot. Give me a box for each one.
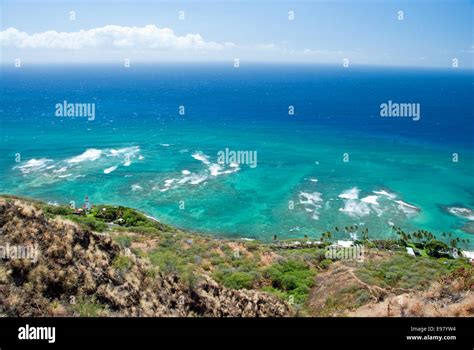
[256,43,277,50]
[0,25,235,51]
[302,48,344,56]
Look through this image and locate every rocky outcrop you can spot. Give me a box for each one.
[0,198,292,317]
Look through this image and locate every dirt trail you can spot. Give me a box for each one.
[307,252,473,317]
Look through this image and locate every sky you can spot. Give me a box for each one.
[0,0,473,68]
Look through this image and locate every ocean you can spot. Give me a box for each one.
[0,63,473,246]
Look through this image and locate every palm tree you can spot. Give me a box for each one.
[321,231,331,242]
[450,239,458,249]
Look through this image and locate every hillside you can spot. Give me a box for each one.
[0,195,472,317]
[0,197,291,317]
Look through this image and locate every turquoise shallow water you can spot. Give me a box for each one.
[0,64,473,246]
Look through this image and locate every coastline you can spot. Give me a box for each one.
[0,194,472,317]
[2,193,473,259]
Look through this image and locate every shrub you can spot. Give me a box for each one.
[245,241,260,252]
[264,260,316,304]
[72,296,106,317]
[425,240,450,258]
[43,205,74,216]
[112,255,132,271]
[66,215,107,232]
[114,235,132,248]
[355,253,470,290]
[319,259,333,269]
[149,250,186,275]
[91,206,117,222]
[214,271,256,290]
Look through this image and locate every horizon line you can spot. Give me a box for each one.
[1,61,472,72]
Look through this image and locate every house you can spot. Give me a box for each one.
[406,247,416,257]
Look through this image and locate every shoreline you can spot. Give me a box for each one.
[1,193,473,261]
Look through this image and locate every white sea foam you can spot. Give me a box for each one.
[208,162,239,177]
[53,166,68,173]
[373,189,397,200]
[338,187,360,200]
[67,149,102,164]
[447,207,474,221]
[361,195,379,205]
[299,191,323,205]
[360,195,383,216]
[191,152,210,165]
[395,200,418,210]
[299,191,323,220]
[191,151,240,179]
[178,173,207,185]
[159,178,180,191]
[108,146,140,156]
[188,174,207,185]
[371,205,384,217]
[209,164,223,177]
[164,178,175,186]
[104,166,117,174]
[131,184,143,191]
[339,200,371,217]
[16,158,53,174]
[395,200,419,215]
[109,146,140,167]
[221,168,240,175]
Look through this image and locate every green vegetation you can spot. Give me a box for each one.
[264,260,317,304]
[90,205,174,231]
[112,255,133,271]
[320,285,373,315]
[393,227,470,255]
[4,195,471,314]
[424,240,450,258]
[38,200,176,234]
[71,296,107,317]
[319,258,333,269]
[213,271,257,290]
[113,235,132,248]
[66,215,108,232]
[149,250,187,275]
[356,252,470,290]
